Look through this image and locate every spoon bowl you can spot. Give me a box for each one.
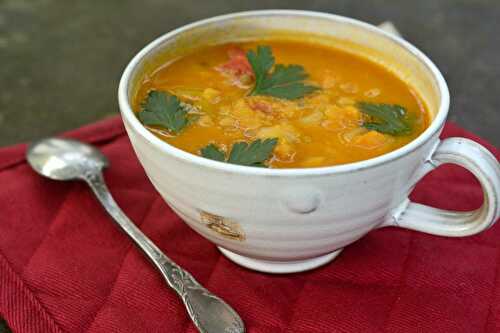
[27,138,108,181]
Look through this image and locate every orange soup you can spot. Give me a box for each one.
[133,39,429,168]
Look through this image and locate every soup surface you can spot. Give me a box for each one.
[133,39,429,168]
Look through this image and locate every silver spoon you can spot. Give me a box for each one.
[26,137,245,333]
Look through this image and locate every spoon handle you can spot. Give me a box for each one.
[84,172,244,333]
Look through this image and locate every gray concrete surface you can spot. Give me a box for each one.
[1,0,499,147]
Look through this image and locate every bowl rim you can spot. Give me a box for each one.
[118,9,450,176]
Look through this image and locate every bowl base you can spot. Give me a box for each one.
[218,247,343,274]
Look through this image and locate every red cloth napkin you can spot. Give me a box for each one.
[0,117,498,333]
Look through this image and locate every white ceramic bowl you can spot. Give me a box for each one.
[118,10,500,273]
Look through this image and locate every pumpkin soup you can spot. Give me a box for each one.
[133,39,429,168]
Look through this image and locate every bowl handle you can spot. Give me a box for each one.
[387,137,499,236]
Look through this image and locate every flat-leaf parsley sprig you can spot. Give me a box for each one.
[356,102,412,136]
[201,138,278,167]
[246,46,319,100]
[138,90,190,134]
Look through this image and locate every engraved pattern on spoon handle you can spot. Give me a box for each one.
[83,172,244,333]
[163,258,245,333]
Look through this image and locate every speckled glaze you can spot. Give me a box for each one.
[118,11,500,273]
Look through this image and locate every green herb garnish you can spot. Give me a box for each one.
[356,102,412,136]
[200,144,226,162]
[246,46,319,99]
[138,91,189,134]
[201,138,278,167]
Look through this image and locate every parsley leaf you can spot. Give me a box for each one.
[138,91,189,134]
[228,138,278,166]
[200,138,278,167]
[247,46,319,99]
[200,144,226,162]
[356,102,412,136]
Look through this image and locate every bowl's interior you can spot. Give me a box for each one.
[127,11,443,123]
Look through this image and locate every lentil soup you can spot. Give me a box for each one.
[133,39,429,168]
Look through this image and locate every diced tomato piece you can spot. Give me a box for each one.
[217,47,254,79]
[227,47,247,59]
